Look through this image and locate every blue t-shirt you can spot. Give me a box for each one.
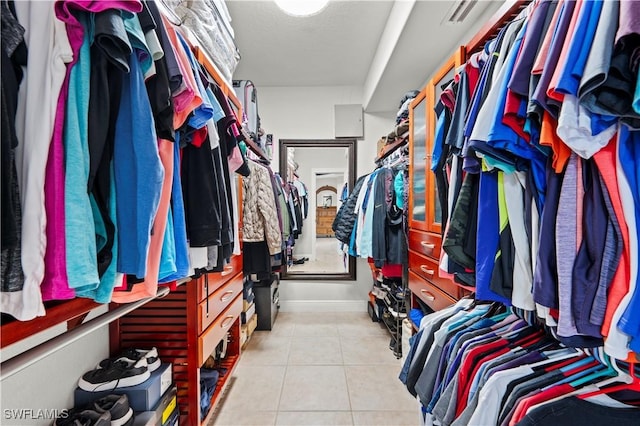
[431,106,447,172]
[157,206,177,281]
[160,134,190,282]
[65,12,99,290]
[555,0,602,96]
[476,170,511,305]
[76,167,119,303]
[114,51,164,278]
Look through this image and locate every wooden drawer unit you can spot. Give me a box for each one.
[198,293,243,366]
[197,274,243,334]
[196,254,243,301]
[409,250,462,300]
[316,206,337,237]
[408,229,441,260]
[409,270,456,311]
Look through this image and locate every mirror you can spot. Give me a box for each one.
[279,139,357,280]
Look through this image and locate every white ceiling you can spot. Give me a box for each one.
[226,0,504,113]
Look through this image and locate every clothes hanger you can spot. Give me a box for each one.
[567,363,616,389]
[537,359,605,391]
[577,362,640,399]
[156,0,183,26]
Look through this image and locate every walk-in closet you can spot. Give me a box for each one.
[2,1,639,425]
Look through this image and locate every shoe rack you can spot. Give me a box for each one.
[110,255,244,425]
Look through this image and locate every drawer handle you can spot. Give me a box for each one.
[221,315,234,329]
[220,290,235,302]
[420,265,435,276]
[221,265,234,277]
[420,242,436,251]
[420,289,436,301]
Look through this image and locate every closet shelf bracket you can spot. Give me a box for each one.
[0,287,170,381]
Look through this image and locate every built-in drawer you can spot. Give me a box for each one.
[198,294,242,366]
[198,273,243,334]
[196,254,243,302]
[409,270,456,312]
[408,229,441,260]
[409,250,461,300]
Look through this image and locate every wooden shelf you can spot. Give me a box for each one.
[201,353,240,425]
[464,0,530,54]
[1,298,100,348]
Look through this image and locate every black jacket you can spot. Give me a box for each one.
[332,174,368,245]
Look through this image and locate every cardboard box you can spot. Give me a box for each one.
[243,299,253,312]
[241,303,255,324]
[132,387,178,426]
[247,312,258,335]
[75,363,172,412]
[241,324,248,346]
[241,313,258,347]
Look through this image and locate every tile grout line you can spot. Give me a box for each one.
[339,334,355,423]
[274,322,294,424]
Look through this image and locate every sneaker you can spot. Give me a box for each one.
[371,286,385,299]
[99,348,160,372]
[388,305,407,319]
[79,358,150,392]
[93,395,134,426]
[55,409,111,426]
[393,287,406,300]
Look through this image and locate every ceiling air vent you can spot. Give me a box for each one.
[442,0,478,24]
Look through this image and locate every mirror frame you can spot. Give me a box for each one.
[279,139,357,281]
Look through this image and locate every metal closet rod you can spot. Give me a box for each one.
[0,286,170,381]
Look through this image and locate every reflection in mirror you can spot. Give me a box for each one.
[279,140,357,280]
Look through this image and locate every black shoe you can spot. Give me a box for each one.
[99,347,160,372]
[292,258,305,265]
[55,409,111,426]
[93,394,134,426]
[79,358,150,392]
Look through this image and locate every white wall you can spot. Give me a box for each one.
[258,85,395,311]
[1,307,110,425]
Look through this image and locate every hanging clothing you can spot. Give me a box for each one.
[242,160,282,256]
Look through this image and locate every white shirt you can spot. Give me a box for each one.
[504,172,535,310]
[557,95,617,159]
[467,365,534,426]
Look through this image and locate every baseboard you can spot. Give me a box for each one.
[279,300,367,312]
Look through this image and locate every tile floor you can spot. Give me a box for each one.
[288,238,347,274]
[209,312,420,426]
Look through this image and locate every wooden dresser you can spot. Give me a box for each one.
[408,49,472,316]
[316,206,337,237]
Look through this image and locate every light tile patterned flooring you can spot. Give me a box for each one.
[209,312,420,426]
[288,238,348,274]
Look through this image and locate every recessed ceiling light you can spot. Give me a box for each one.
[274,0,330,17]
